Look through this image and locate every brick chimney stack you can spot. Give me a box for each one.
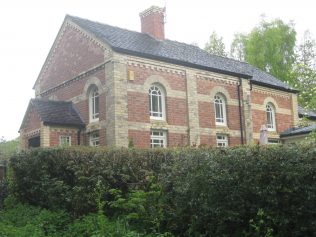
[139,6,165,40]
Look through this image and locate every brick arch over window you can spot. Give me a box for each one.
[263,97,279,110]
[144,75,170,121]
[144,75,171,96]
[88,85,99,122]
[264,97,278,131]
[209,86,231,102]
[149,83,166,120]
[83,77,103,123]
[83,77,103,98]
[209,87,230,126]
[213,93,227,126]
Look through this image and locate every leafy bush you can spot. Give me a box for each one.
[0,197,70,237]
[0,179,8,209]
[10,147,174,216]
[9,144,316,236]
[161,145,316,236]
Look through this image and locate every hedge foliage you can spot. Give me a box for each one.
[9,144,316,236]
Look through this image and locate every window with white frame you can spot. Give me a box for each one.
[89,131,100,147]
[266,103,276,131]
[268,139,279,144]
[59,136,71,146]
[214,94,227,125]
[89,86,99,122]
[150,130,167,148]
[216,134,228,147]
[149,84,165,119]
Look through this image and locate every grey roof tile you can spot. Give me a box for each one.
[69,15,296,92]
[31,99,85,127]
[298,106,316,119]
[280,124,316,137]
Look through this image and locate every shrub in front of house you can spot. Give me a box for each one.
[9,144,316,236]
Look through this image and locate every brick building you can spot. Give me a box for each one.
[20,6,300,149]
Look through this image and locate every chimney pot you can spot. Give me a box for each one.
[139,6,165,40]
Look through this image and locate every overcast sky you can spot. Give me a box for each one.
[0,0,315,140]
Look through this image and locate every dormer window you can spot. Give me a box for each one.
[89,86,99,122]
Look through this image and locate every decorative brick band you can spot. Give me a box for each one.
[127,60,186,75]
[40,61,109,97]
[24,129,40,138]
[196,74,238,85]
[253,86,290,99]
[50,127,78,133]
[199,127,241,137]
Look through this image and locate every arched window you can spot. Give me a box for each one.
[214,94,227,125]
[266,103,276,131]
[149,84,165,119]
[89,86,99,122]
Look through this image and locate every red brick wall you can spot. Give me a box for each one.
[227,105,242,130]
[168,132,188,147]
[252,110,293,134]
[166,98,187,126]
[251,90,293,133]
[200,135,241,147]
[198,102,241,130]
[198,101,213,128]
[200,135,216,147]
[251,91,292,109]
[229,137,242,146]
[197,79,239,99]
[50,129,79,147]
[140,9,165,40]
[128,130,150,148]
[40,24,104,92]
[276,114,293,133]
[128,92,150,123]
[23,106,41,133]
[128,65,186,91]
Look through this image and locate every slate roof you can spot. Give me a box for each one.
[68,15,297,92]
[31,99,85,127]
[280,124,316,137]
[298,106,316,120]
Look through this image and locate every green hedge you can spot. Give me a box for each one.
[9,144,316,236]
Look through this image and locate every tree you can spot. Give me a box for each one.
[0,137,19,162]
[230,33,246,61]
[293,31,316,110]
[231,19,297,84]
[204,31,227,57]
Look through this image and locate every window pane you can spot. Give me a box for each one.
[149,85,164,118]
[150,130,166,148]
[216,135,228,147]
[95,94,99,117]
[214,95,225,124]
[90,131,100,147]
[152,95,158,112]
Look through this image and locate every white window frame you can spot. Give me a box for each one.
[89,86,99,122]
[266,103,276,131]
[59,135,71,146]
[216,134,228,147]
[214,94,227,126]
[268,139,279,145]
[150,130,167,148]
[149,84,166,120]
[89,131,100,147]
